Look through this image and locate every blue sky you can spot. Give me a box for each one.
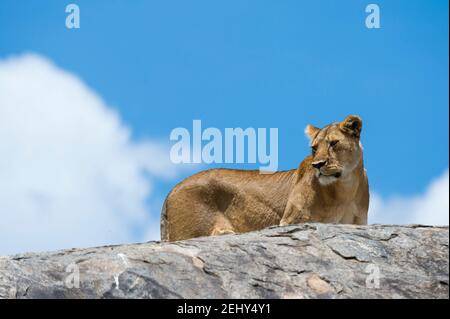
[0,1,448,254]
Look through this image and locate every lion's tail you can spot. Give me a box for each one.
[160,196,169,241]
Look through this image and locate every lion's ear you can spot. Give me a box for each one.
[304,124,320,142]
[339,115,362,137]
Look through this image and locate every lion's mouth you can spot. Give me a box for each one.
[319,171,341,178]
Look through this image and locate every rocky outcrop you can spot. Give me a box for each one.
[0,223,448,299]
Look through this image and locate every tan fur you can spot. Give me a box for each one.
[161,115,369,241]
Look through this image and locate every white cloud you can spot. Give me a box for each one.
[369,169,449,226]
[0,53,182,255]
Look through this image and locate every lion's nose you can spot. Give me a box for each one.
[312,160,326,169]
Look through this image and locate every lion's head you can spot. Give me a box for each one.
[305,115,363,185]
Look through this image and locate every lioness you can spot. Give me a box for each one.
[161,115,369,241]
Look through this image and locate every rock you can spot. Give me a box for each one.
[0,223,448,299]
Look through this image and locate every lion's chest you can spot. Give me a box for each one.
[314,202,359,224]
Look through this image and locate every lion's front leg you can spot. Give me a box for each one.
[280,195,312,226]
[353,214,368,225]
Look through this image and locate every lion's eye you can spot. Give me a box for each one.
[330,140,339,147]
[311,146,317,154]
